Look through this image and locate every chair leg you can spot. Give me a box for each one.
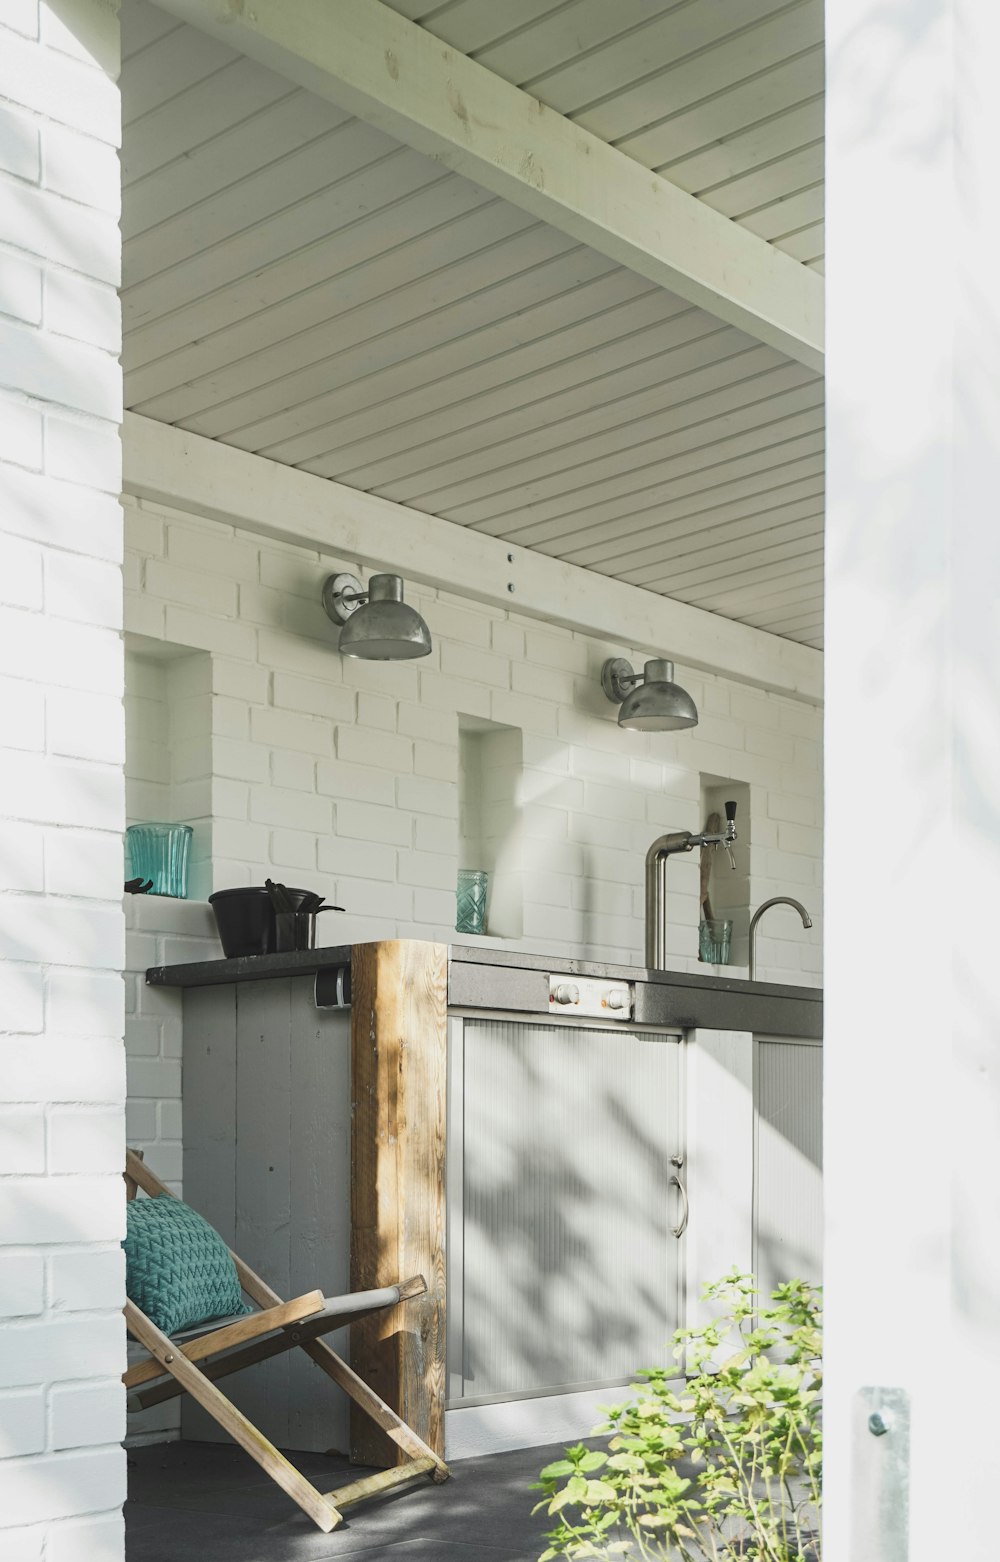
[299,1335,450,1481]
[125,1302,343,1534]
[232,1255,450,1481]
[326,1455,438,1511]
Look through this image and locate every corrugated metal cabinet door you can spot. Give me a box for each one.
[451,1020,682,1402]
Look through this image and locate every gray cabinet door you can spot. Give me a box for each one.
[753,1038,823,1299]
[183,977,353,1452]
[450,1020,682,1404]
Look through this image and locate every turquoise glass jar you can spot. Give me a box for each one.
[456,869,488,935]
[127,823,193,898]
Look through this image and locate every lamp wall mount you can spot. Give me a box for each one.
[322,572,366,625]
[601,657,643,702]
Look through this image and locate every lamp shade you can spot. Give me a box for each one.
[618,659,698,731]
[335,573,432,660]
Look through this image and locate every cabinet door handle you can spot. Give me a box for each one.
[670,1172,689,1239]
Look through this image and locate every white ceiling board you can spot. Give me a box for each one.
[345,364,821,506]
[406,0,578,55]
[622,53,823,171]
[121,0,825,648]
[287,328,763,480]
[400,397,825,523]
[122,88,342,239]
[611,480,826,581]
[121,16,236,119]
[643,517,824,593]
[738,186,824,243]
[774,224,825,265]
[699,144,824,223]
[150,238,624,435]
[469,439,826,550]
[121,2,178,55]
[126,115,359,280]
[625,497,824,575]
[747,601,824,637]
[671,541,825,599]
[662,98,824,195]
[125,174,497,375]
[479,0,773,98]
[122,56,294,184]
[313,310,746,493]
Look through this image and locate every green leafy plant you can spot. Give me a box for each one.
[533,1272,822,1562]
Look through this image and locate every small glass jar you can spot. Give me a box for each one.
[126,823,193,898]
[456,869,489,935]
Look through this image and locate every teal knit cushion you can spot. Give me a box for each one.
[124,1194,251,1335]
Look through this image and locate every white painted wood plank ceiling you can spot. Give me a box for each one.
[121,0,824,650]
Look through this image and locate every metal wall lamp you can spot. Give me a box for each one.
[601,657,699,732]
[321,572,432,661]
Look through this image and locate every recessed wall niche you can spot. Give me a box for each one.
[698,776,751,968]
[458,716,523,939]
[124,635,213,902]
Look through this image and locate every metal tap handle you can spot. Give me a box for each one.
[723,801,737,864]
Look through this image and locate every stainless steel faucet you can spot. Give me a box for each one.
[645,802,737,969]
[748,896,813,981]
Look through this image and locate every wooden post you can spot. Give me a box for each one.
[350,940,448,1465]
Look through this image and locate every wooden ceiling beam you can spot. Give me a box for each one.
[152,0,823,372]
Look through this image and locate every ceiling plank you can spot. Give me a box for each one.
[123,411,822,702]
[153,0,823,370]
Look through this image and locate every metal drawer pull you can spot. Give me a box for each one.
[670,1172,689,1239]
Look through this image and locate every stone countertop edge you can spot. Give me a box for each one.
[145,940,822,1006]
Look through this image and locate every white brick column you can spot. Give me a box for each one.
[0,3,126,1559]
[827,2,1000,1557]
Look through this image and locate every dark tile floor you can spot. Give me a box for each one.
[126,1439,563,1562]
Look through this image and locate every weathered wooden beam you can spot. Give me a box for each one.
[350,940,448,1465]
[153,0,822,370]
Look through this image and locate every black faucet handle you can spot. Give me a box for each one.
[724,800,737,822]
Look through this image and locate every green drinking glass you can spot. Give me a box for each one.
[699,917,732,965]
[456,869,488,935]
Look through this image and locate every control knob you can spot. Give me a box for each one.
[552,983,580,1006]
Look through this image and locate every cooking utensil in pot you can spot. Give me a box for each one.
[265,878,294,913]
[210,885,340,958]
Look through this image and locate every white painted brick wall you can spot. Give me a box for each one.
[121,895,218,1448]
[122,493,823,978]
[0,2,126,1553]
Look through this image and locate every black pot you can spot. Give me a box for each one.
[209,886,321,959]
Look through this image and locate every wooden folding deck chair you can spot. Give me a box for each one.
[123,1149,449,1533]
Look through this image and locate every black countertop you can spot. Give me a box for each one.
[146,940,821,1039]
